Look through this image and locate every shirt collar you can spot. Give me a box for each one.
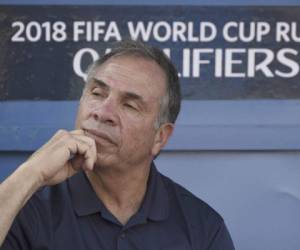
[68,163,169,221]
[140,162,169,221]
[68,171,103,216]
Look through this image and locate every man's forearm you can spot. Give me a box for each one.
[0,163,41,246]
[0,129,97,246]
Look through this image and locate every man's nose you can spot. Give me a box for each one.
[91,97,118,126]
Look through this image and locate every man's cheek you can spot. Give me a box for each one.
[133,129,153,149]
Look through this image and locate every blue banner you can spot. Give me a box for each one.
[1,5,300,100]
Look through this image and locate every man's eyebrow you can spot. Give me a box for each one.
[92,78,109,90]
[123,92,145,104]
[91,77,146,107]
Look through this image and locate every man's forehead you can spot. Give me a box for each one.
[91,55,167,95]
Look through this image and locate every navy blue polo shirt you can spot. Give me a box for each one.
[2,164,235,250]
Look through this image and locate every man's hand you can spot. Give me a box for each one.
[24,129,97,187]
[0,129,97,246]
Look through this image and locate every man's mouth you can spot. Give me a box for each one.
[83,129,116,145]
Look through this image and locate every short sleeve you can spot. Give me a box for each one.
[0,197,39,250]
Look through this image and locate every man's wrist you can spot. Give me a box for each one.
[16,162,44,200]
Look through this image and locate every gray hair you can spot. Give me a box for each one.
[86,40,181,129]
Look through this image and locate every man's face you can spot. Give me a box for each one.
[75,55,169,170]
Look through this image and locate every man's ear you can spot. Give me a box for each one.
[151,123,174,156]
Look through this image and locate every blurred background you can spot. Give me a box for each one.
[1,1,300,249]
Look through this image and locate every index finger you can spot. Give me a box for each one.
[70,129,85,135]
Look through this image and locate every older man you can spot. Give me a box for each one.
[0,40,234,250]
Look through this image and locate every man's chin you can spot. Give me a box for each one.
[94,153,116,169]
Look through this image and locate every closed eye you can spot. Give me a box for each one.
[91,88,106,97]
[124,103,138,111]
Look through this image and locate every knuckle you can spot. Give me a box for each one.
[88,139,96,149]
[62,132,72,140]
[83,139,93,149]
[87,140,95,149]
[79,141,89,152]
